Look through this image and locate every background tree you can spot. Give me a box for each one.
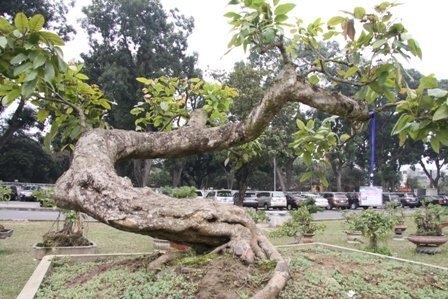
[80,0,200,185]
[0,0,75,150]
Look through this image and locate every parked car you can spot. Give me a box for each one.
[393,192,420,208]
[195,190,208,199]
[301,193,329,210]
[285,193,307,210]
[233,191,258,208]
[256,191,287,210]
[417,195,448,206]
[320,192,349,210]
[382,192,401,205]
[19,185,38,202]
[345,192,360,209]
[205,189,234,205]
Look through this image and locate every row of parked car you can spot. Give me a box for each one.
[197,189,448,211]
[383,192,448,207]
[198,189,348,210]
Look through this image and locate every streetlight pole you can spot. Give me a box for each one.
[273,156,276,191]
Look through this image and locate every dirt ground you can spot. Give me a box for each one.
[36,245,448,298]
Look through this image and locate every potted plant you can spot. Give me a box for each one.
[407,200,448,254]
[341,211,362,243]
[385,201,408,239]
[0,181,13,239]
[351,208,395,255]
[269,206,325,243]
[31,188,96,259]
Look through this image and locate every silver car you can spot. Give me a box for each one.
[256,191,287,210]
[206,189,234,205]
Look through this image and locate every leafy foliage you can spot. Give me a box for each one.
[0,180,11,201]
[413,201,448,236]
[0,12,111,151]
[270,206,325,240]
[131,77,237,130]
[246,208,269,223]
[351,208,395,255]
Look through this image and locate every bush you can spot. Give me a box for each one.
[353,208,395,255]
[246,208,269,223]
[159,186,197,198]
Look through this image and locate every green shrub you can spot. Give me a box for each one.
[246,208,269,223]
[159,186,197,198]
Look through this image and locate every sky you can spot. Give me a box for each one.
[62,0,448,79]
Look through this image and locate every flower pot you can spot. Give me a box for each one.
[407,235,448,254]
[152,238,171,251]
[0,228,13,239]
[345,231,362,244]
[393,224,408,240]
[32,242,97,260]
[300,233,315,244]
[169,241,191,251]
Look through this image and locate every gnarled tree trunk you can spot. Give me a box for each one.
[54,63,369,297]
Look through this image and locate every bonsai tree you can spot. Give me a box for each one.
[352,208,395,255]
[385,201,406,225]
[2,1,447,296]
[342,210,361,234]
[270,206,326,242]
[413,201,448,236]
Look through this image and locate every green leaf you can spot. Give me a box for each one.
[29,14,45,31]
[21,79,36,98]
[327,16,345,27]
[274,14,288,23]
[24,70,38,82]
[10,53,28,65]
[430,137,440,153]
[36,109,49,122]
[14,12,28,33]
[354,7,365,19]
[433,105,448,121]
[0,17,12,32]
[5,89,21,102]
[39,31,65,46]
[407,38,422,59]
[13,61,32,76]
[160,102,169,111]
[274,3,295,16]
[0,36,7,48]
[344,66,358,78]
[308,75,319,85]
[32,54,46,68]
[44,62,55,81]
[428,88,448,98]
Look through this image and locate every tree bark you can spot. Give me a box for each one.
[54,62,370,297]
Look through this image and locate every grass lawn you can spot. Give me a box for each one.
[1,214,447,298]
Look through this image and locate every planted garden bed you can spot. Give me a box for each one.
[22,243,448,298]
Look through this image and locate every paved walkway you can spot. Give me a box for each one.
[0,201,45,211]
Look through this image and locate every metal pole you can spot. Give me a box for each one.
[273,157,276,191]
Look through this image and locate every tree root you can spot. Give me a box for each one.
[147,251,185,271]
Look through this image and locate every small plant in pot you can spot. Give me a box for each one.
[269,206,325,243]
[32,188,95,259]
[342,211,362,243]
[0,181,14,239]
[385,201,408,239]
[407,200,448,254]
[352,208,395,255]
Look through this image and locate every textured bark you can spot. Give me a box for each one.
[54,62,370,297]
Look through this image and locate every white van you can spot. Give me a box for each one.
[206,189,234,205]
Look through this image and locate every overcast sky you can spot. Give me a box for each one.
[63,0,448,79]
